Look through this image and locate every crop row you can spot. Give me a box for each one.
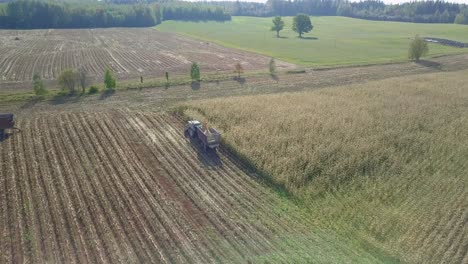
[0,112,339,263]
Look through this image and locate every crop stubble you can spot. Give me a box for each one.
[0,28,291,91]
[0,111,342,263]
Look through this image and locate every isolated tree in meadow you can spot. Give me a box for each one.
[58,69,77,94]
[293,14,313,38]
[33,73,46,95]
[408,35,429,62]
[269,58,276,76]
[191,62,200,81]
[271,16,285,38]
[104,69,116,89]
[77,67,88,94]
[234,62,244,78]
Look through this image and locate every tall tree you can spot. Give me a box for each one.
[77,67,88,94]
[293,13,313,38]
[271,16,285,38]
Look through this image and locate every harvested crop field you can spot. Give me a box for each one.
[0,112,379,263]
[0,28,290,90]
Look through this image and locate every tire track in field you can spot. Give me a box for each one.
[71,113,173,263]
[65,113,162,263]
[5,134,25,263]
[101,112,224,263]
[33,117,78,263]
[24,118,62,262]
[155,114,334,261]
[90,112,208,263]
[146,115,283,243]
[112,113,243,259]
[0,133,13,263]
[131,114,282,259]
[46,116,104,263]
[41,116,95,263]
[60,114,134,263]
[14,119,44,262]
[125,115,253,261]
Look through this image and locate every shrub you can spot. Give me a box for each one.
[104,69,116,89]
[269,58,276,76]
[58,69,77,94]
[190,62,200,81]
[32,73,47,96]
[88,86,99,94]
[408,35,429,62]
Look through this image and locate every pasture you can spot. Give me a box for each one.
[181,69,468,264]
[157,16,468,66]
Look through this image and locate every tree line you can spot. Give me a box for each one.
[161,3,231,21]
[211,0,468,25]
[0,0,230,29]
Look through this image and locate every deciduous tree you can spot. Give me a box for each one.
[293,14,313,38]
[33,73,46,95]
[271,16,284,38]
[104,69,116,89]
[58,69,77,94]
[77,67,88,94]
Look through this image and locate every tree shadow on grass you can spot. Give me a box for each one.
[99,89,115,100]
[191,81,201,90]
[416,60,442,70]
[233,76,246,85]
[299,36,319,40]
[270,74,279,82]
[50,92,83,105]
[20,97,42,109]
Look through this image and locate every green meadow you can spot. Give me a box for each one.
[157,16,468,66]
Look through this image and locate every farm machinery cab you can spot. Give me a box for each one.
[185,120,221,151]
[0,113,18,140]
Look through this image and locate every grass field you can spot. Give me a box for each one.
[181,70,468,263]
[157,16,468,66]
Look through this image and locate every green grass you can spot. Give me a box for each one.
[181,70,468,263]
[157,16,468,67]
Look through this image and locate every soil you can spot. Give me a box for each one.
[0,28,293,90]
